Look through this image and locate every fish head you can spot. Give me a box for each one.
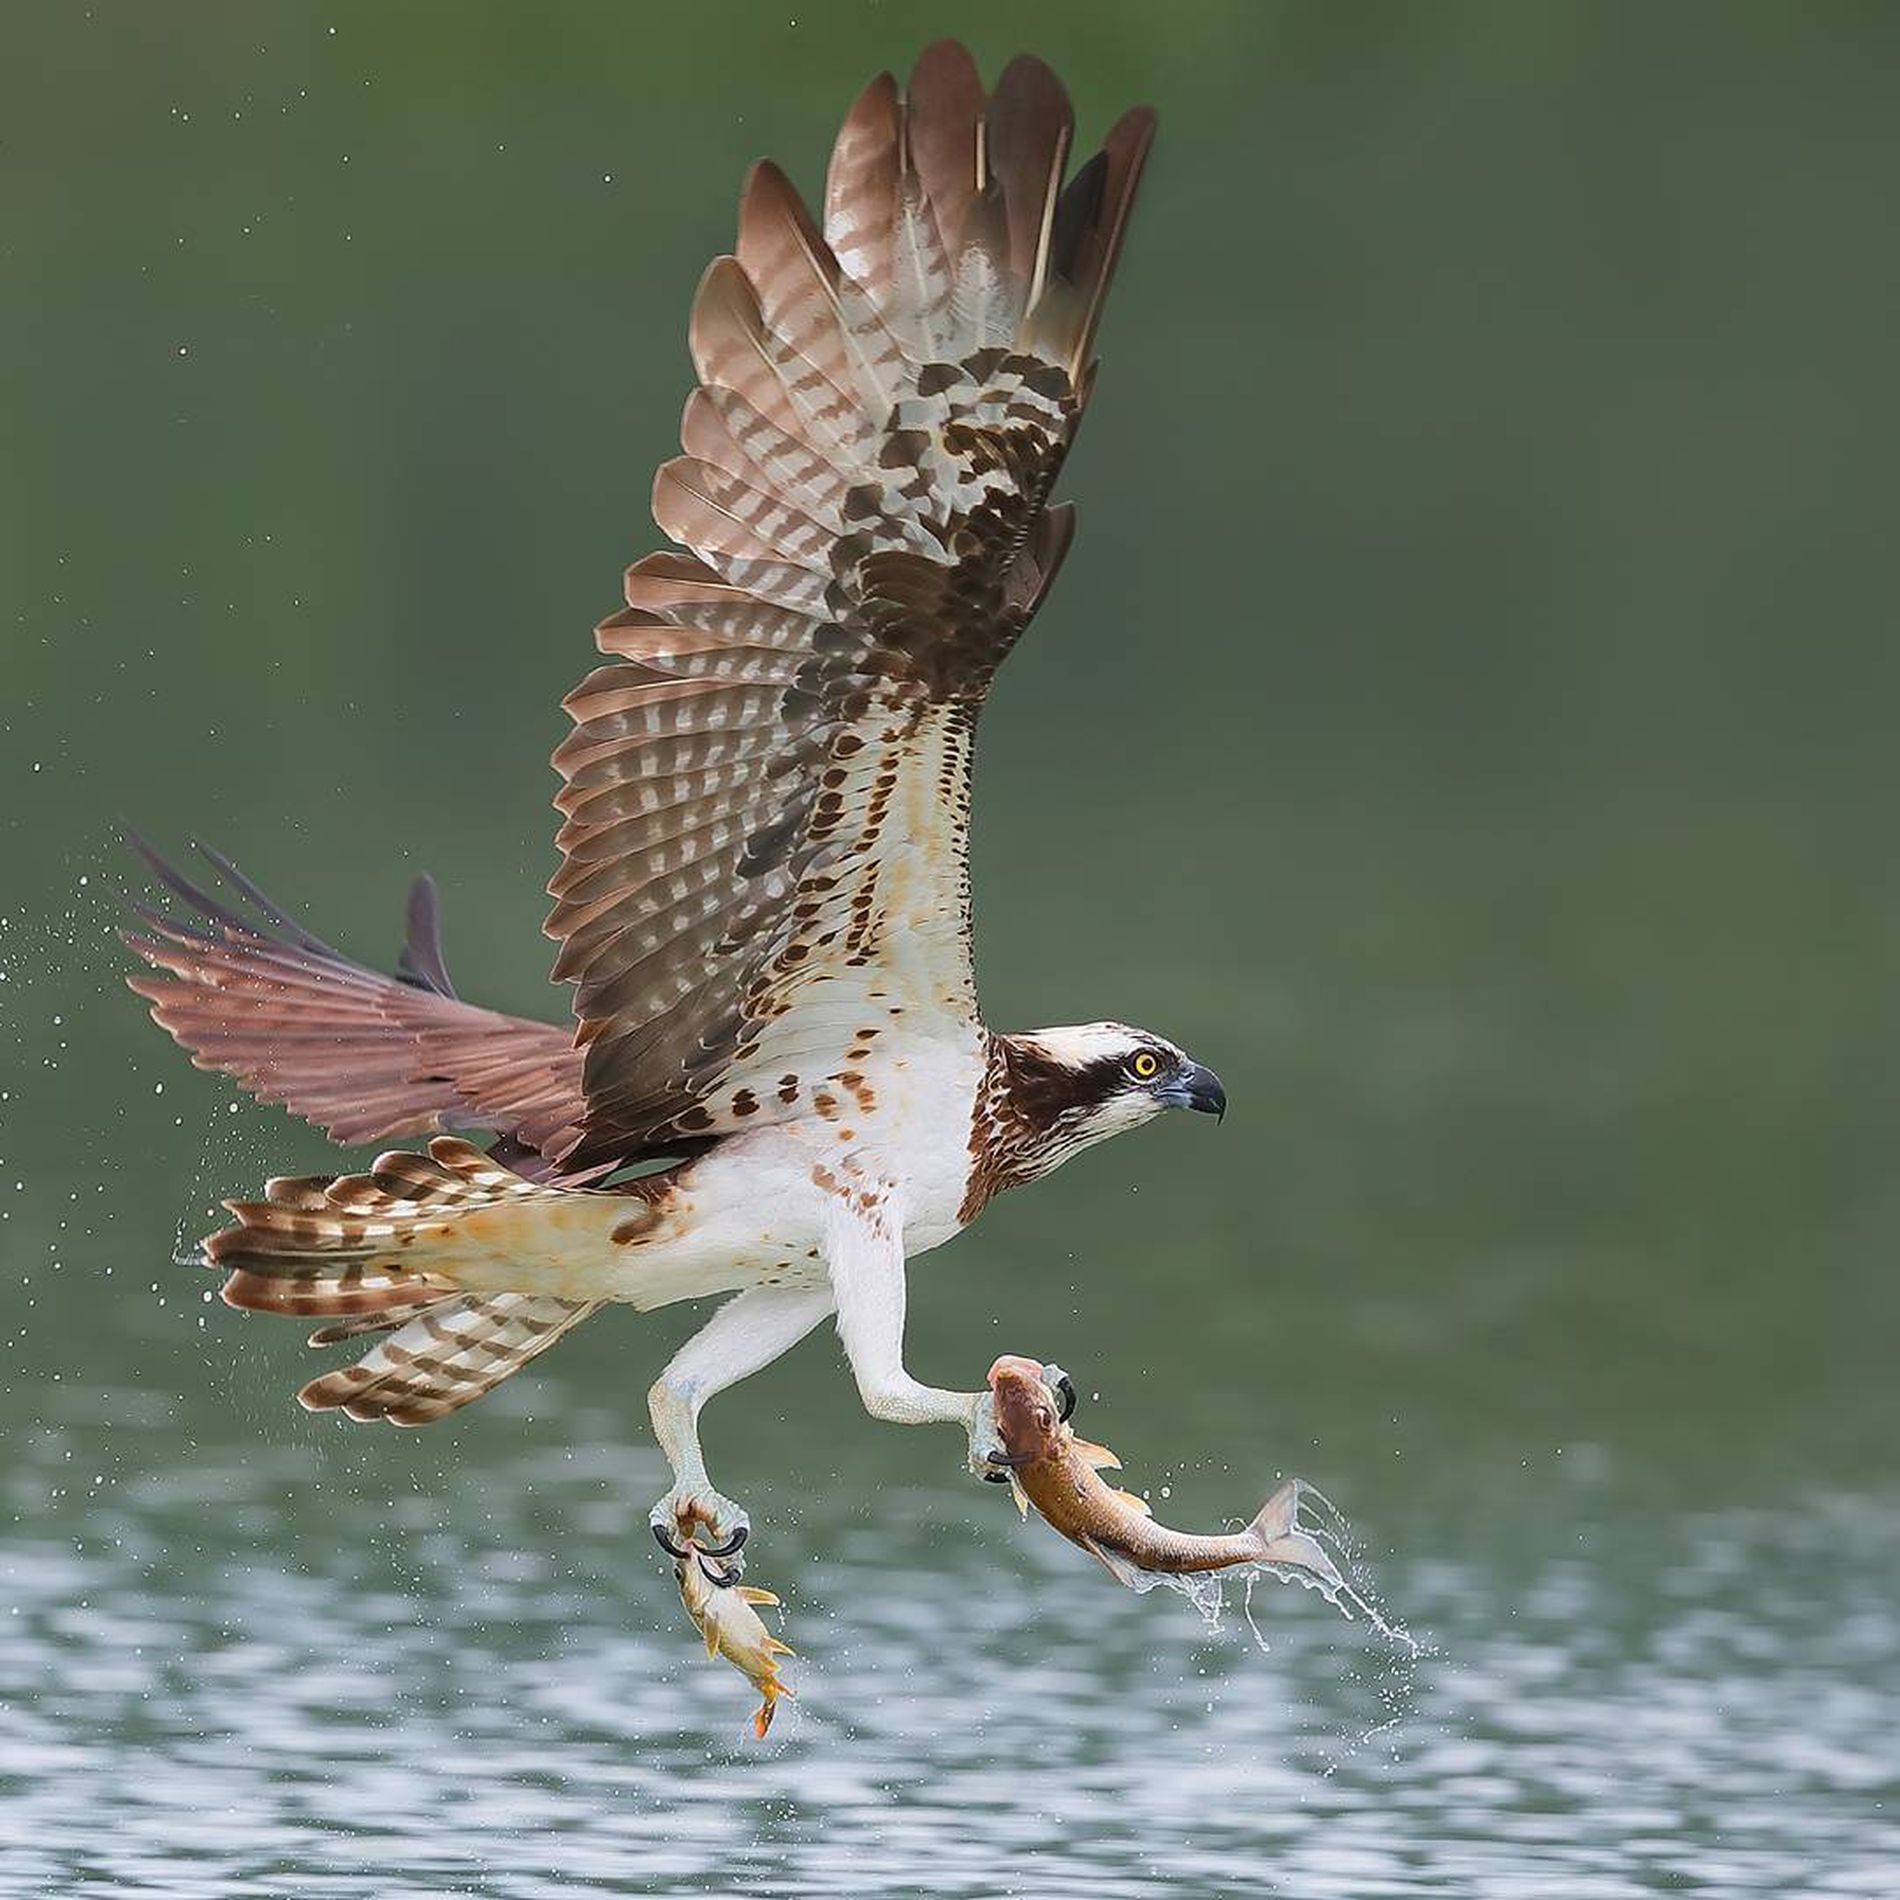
[987,1354,1066,1466]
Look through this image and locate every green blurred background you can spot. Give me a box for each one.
[1,7,1898,1883]
[7,0,1896,1500]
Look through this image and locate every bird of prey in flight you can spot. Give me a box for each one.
[126,42,1226,1567]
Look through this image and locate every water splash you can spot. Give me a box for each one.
[1090,1478,1421,1660]
[1091,1480,1431,1771]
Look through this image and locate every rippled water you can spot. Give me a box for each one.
[3,1368,1894,1898]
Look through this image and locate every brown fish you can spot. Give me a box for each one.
[674,1551,794,1738]
[986,1354,1343,1590]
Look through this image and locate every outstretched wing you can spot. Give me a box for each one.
[124,841,587,1153]
[548,43,1154,1167]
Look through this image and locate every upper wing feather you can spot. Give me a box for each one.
[545,45,1154,1167]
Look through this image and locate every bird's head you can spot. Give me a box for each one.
[993,1022,1226,1180]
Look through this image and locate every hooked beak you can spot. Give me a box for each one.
[1162,1060,1227,1122]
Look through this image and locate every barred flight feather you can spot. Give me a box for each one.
[124,841,587,1156]
[545,43,1152,1167]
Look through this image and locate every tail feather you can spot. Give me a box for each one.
[221,1265,453,1320]
[205,1136,608,1422]
[305,1307,434,1348]
[207,1135,563,1294]
[298,1292,599,1425]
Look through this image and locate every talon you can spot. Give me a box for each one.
[1049,1367,1077,1423]
[982,1468,1013,1485]
[696,1553,742,1589]
[965,1388,1007,1480]
[650,1485,751,1574]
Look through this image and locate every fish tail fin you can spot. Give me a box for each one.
[1246,1479,1348,1592]
[753,1680,793,1739]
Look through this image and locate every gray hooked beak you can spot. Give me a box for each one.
[1163,1061,1227,1122]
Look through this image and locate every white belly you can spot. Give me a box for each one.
[444,1029,986,1308]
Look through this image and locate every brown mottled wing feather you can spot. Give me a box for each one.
[546,47,1154,1166]
[125,841,586,1154]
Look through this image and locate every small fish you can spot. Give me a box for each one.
[987,1353,1344,1590]
[674,1551,795,1738]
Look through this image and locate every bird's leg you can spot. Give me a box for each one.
[823,1202,997,1478]
[646,1286,833,1576]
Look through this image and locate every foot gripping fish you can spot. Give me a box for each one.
[986,1354,1346,1594]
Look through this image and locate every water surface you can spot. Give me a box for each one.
[3,1372,1895,1896]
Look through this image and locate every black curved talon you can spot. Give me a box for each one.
[650,1520,692,1561]
[696,1553,741,1589]
[1051,1369,1077,1424]
[982,1467,1013,1485]
[700,1523,749,1561]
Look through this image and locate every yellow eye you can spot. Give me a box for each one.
[1131,1050,1160,1080]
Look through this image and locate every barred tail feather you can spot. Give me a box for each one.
[209,1137,557,1292]
[298,1292,599,1425]
[206,1136,607,1422]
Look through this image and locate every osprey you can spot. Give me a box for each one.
[126,43,1225,1565]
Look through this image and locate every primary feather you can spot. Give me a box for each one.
[546,42,1154,1169]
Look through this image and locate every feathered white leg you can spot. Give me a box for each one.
[822,1198,1000,1473]
[647,1286,833,1570]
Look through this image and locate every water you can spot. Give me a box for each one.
[7,3,1900,1892]
[2,1370,1895,1897]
